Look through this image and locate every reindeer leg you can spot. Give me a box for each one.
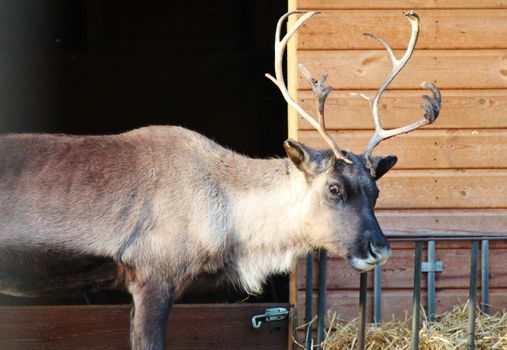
[127,272,174,350]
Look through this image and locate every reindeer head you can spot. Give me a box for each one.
[267,11,441,271]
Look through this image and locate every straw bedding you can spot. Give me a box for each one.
[295,303,507,350]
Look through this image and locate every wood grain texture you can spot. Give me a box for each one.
[297,248,507,290]
[297,90,507,130]
[298,129,507,169]
[297,50,507,90]
[376,209,507,235]
[296,0,507,9]
[291,0,507,325]
[376,169,507,209]
[297,289,507,322]
[0,304,289,350]
[298,10,507,50]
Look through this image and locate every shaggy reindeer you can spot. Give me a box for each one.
[0,11,439,350]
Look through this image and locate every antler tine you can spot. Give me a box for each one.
[266,11,352,164]
[358,11,441,163]
[299,64,352,163]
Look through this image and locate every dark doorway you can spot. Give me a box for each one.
[0,1,289,305]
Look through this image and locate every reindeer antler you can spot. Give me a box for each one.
[354,11,441,169]
[266,11,352,164]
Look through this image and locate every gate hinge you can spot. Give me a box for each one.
[251,307,289,329]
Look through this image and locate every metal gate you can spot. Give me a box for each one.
[303,233,507,350]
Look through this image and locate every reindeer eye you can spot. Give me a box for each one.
[328,184,341,196]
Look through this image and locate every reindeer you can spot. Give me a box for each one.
[0,11,439,350]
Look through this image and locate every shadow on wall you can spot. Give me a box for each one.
[0,1,287,159]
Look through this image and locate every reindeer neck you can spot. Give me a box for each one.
[218,155,311,294]
[181,130,309,247]
[225,154,311,251]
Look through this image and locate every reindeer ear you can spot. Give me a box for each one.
[372,155,398,180]
[284,139,327,175]
[284,139,311,171]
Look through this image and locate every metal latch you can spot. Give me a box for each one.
[251,307,289,329]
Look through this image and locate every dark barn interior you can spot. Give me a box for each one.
[0,1,289,306]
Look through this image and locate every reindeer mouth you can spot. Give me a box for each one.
[347,256,377,272]
[347,244,391,272]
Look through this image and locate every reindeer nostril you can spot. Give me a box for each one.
[368,242,378,259]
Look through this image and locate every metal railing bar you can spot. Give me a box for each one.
[481,240,490,314]
[467,241,479,350]
[427,240,436,322]
[316,249,327,350]
[386,232,507,237]
[385,233,507,240]
[358,272,368,350]
[373,264,382,326]
[305,252,314,349]
[388,237,507,242]
[411,241,423,350]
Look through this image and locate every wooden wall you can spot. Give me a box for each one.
[0,304,289,350]
[288,0,507,322]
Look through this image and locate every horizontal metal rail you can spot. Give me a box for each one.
[309,233,507,350]
[385,233,507,241]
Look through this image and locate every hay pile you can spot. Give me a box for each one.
[295,303,507,350]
